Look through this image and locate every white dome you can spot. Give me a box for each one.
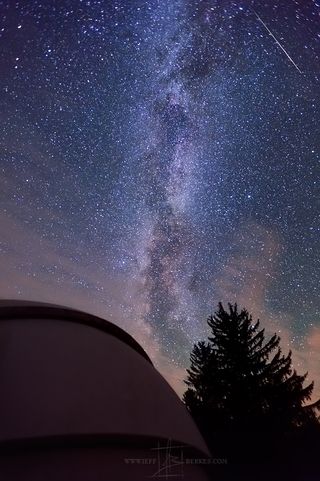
[0,301,210,480]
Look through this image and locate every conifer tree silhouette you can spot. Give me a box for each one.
[184,303,320,439]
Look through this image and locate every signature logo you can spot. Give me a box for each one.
[150,439,185,478]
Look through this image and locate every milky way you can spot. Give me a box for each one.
[0,0,319,393]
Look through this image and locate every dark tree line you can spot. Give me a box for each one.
[183,303,320,480]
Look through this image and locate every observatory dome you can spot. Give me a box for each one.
[0,300,210,480]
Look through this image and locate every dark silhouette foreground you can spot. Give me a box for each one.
[183,303,320,480]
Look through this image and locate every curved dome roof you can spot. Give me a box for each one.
[0,300,151,363]
[0,300,209,457]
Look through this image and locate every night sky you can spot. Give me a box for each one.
[0,0,319,396]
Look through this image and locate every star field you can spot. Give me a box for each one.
[0,0,319,393]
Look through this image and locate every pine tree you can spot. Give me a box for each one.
[184,303,320,436]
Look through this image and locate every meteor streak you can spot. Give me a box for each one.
[252,9,302,74]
